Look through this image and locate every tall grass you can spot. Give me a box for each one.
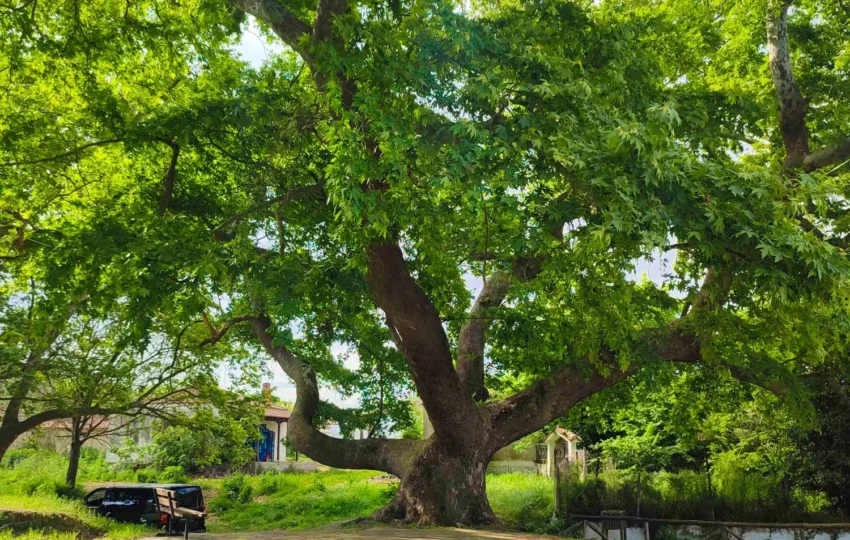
[0,448,136,497]
[487,473,554,532]
[0,495,152,539]
[203,469,397,532]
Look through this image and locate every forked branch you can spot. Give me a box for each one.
[366,242,482,446]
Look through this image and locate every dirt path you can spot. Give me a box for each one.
[140,523,560,540]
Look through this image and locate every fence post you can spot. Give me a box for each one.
[553,457,561,519]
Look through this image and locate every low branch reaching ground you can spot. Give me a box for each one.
[249,313,421,476]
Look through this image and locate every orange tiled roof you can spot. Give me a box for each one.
[264,404,291,420]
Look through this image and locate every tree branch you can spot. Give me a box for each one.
[766,0,810,169]
[250,313,421,476]
[803,137,850,173]
[486,326,701,451]
[0,139,123,167]
[199,313,255,346]
[365,241,482,447]
[230,0,315,69]
[486,360,635,452]
[312,0,348,44]
[457,271,510,401]
[157,140,179,214]
[211,182,325,237]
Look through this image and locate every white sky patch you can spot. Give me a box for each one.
[627,248,676,289]
[266,358,361,408]
[264,338,361,407]
[232,18,286,69]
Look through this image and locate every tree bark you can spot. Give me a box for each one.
[365,242,483,449]
[0,429,17,464]
[376,438,495,526]
[66,428,83,488]
[766,0,809,169]
[457,271,511,401]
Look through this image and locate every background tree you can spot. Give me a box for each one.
[141,402,264,475]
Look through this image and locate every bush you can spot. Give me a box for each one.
[257,471,285,496]
[144,408,260,474]
[135,468,160,483]
[53,483,85,500]
[160,466,188,484]
[221,473,254,503]
[2,448,38,468]
[557,468,843,522]
[0,451,68,496]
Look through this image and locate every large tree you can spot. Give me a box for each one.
[2,0,849,526]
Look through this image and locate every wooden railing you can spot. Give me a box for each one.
[562,514,850,540]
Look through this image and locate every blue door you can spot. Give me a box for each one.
[255,425,275,462]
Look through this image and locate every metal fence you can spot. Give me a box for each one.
[561,513,850,540]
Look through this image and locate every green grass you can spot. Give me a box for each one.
[487,473,554,532]
[0,531,78,540]
[200,469,397,532]
[0,448,135,498]
[200,470,555,534]
[0,495,153,539]
[2,448,560,535]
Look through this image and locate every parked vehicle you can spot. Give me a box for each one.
[83,484,206,532]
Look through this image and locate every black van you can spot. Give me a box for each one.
[83,484,206,532]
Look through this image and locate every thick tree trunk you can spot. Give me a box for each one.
[66,439,83,488]
[375,440,496,526]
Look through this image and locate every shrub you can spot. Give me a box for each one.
[221,473,253,503]
[135,468,160,483]
[2,449,38,468]
[53,483,85,500]
[556,468,843,522]
[144,408,260,474]
[0,451,68,496]
[159,466,188,484]
[257,472,283,496]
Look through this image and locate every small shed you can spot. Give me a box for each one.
[543,427,584,478]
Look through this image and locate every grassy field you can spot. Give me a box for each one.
[198,469,398,532]
[0,448,556,538]
[0,495,153,540]
[196,471,553,533]
[487,473,554,532]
